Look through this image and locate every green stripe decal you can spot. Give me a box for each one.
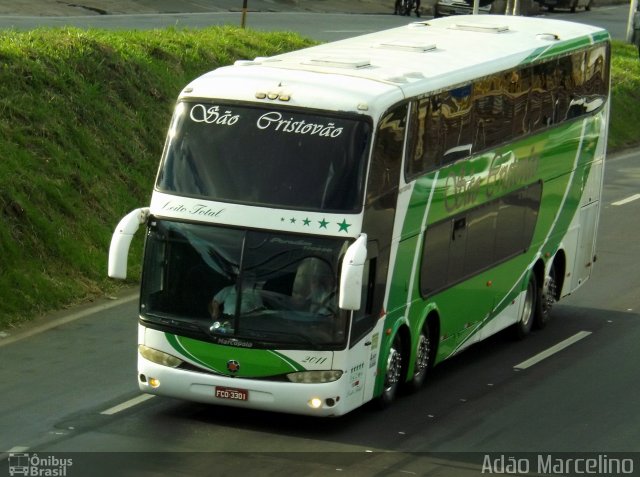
[454,117,600,352]
[520,33,608,66]
[166,333,306,377]
[378,112,603,392]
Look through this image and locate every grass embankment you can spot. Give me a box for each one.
[0,27,314,329]
[608,41,640,150]
[0,31,638,330]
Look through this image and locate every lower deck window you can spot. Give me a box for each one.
[420,182,542,296]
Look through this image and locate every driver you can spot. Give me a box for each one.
[209,277,263,320]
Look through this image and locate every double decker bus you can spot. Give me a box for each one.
[109,15,610,416]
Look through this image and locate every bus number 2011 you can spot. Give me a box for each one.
[301,356,328,365]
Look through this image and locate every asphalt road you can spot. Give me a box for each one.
[544,3,633,40]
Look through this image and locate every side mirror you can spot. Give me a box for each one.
[339,234,367,311]
[108,208,150,279]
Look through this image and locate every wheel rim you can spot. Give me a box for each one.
[542,273,557,316]
[414,332,430,379]
[521,279,535,328]
[384,343,402,393]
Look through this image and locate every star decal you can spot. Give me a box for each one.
[279,216,352,233]
[337,219,351,233]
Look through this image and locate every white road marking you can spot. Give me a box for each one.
[100,394,155,415]
[612,193,640,206]
[514,331,592,370]
[7,446,30,452]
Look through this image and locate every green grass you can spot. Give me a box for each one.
[0,26,314,328]
[609,41,640,150]
[0,31,638,330]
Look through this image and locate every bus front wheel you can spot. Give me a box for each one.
[379,334,403,407]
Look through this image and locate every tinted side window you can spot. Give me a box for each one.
[583,45,609,100]
[406,98,441,179]
[495,182,542,260]
[463,203,498,276]
[512,68,533,137]
[420,182,542,297]
[441,84,473,164]
[367,105,407,205]
[530,61,559,130]
[420,220,452,296]
[404,43,608,182]
[473,68,533,148]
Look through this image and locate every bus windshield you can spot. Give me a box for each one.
[140,220,350,348]
[156,101,371,212]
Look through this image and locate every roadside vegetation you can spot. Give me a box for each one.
[0,28,638,330]
[608,41,640,150]
[0,26,315,329]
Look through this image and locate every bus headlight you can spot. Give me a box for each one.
[286,370,343,383]
[138,345,183,368]
[309,398,323,409]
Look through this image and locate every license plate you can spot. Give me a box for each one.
[215,386,248,401]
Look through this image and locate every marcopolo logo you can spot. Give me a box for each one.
[8,453,72,477]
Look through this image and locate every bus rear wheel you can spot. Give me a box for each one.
[535,267,557,329]
[514,274,537,339]
[379,334,403,407]
[409,325,431,392]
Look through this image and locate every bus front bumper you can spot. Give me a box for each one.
[138,357,351,417]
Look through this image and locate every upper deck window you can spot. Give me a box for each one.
[156,101,371,213]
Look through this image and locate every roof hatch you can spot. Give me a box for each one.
[302,57,371,69]
[451,22,509,33]
[375,40,437,53]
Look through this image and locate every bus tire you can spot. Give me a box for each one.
[514,274,537,339]
[535,266,557,329]
[408,324,431,392]
[379,333,403,407]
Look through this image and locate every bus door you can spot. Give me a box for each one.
[355,104,407,404]
[343,247,378,409]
